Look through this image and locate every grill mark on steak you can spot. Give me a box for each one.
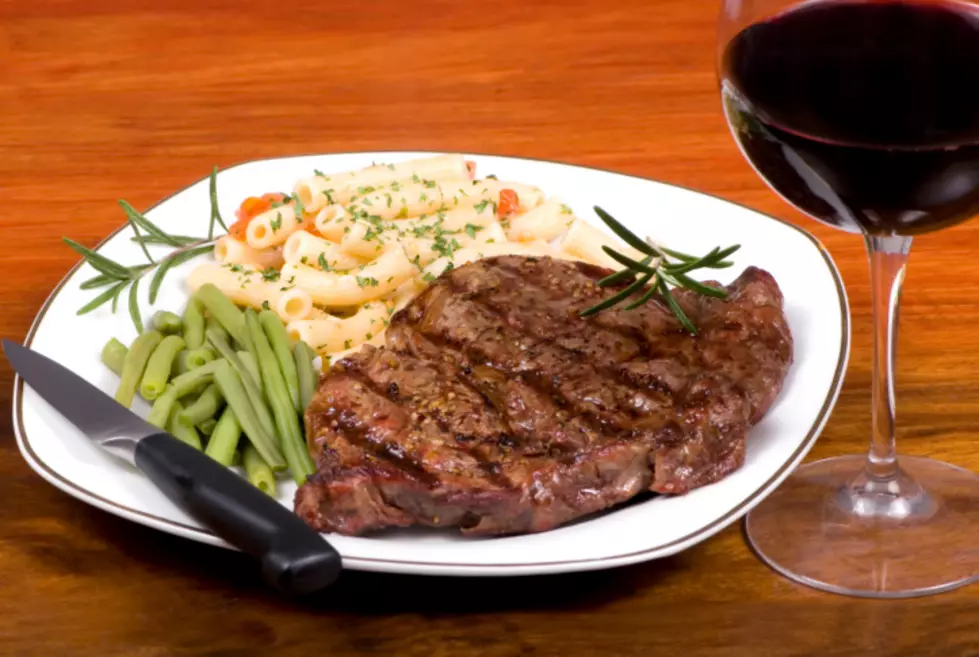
[399,263,689,438]
[298,255,793,536]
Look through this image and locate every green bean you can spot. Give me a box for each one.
[237,351,262,394]
[177,384,224,427]
[245,309,315,483]
[204,406,241,465]
[139,335,186,400]
[150,310,183,335]
[101,338,128,376]
[174,347,215,376]
[212,359,285,469]
[197,417,218,436]
[182,297,206,349]
[146,360,221,428]
[167,401,202,450]
[196,284,252,352]
[171,350,189,377]
[147,386,178,428]
[206,329,276,439]
[205,313,230,346]
[242,444,276,496]
[294,340,318,411]
[259,310,301,411]
[115,330,163,407]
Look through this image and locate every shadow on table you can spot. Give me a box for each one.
[60,496,690,614]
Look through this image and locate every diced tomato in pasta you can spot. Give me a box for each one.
[498,189,519,218]
[228,193,290,239]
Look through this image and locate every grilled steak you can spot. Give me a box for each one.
[296,255,792,536]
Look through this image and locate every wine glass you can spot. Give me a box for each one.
[718,0,979,597]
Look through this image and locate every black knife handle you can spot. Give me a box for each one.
[134,432,341,595]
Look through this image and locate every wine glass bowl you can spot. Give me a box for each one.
[718,0,979,597]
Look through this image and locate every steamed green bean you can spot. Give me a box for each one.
[242,444,276,496]
[167,401,202,450]
[174,347,215,376]
[259,310,300,412]
[100,338,128,376]
[147,386,178,428]
[206,329,276,439]
[236,350,262,395]
[197,417,218,436]
[211,359,285,469]
[181,297,205,349]
[245,309,315,483]
[146,360,221,428]
[294,340,317,411]
[115,330,163,407]
[205,313,230,346]
[151,310,183,335]
[177,383,224,427]
[204,406,241,466]
[140,335,186,400]
[196,284,251,351]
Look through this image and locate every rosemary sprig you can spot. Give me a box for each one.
[66,168,225,331]
[581,206,741,334]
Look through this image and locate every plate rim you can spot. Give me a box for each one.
[12,151,851,574]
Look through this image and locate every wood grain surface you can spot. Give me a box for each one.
[3,1,979,655]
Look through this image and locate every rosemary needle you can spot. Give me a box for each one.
[66,168,224,331]
[580,206,740,333]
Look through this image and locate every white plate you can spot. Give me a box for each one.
[13,152,850,576]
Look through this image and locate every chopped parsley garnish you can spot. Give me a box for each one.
[292,192,305,223]
[411,173,421,184]
[486,238,496,244]
[318,253,334,272]
[411,254,424,272]
[464,223,483,239]
[261,300,270,310]
[356,276,379,288]
[270,212,283,232]
[473,199,497,214]
[357,185,376,195]
[486,174,498,180]
[314,169,326,177]
[422,272,436,283]
[362,197,373,206]
[560,204,573,215]
[229,263,244,273]
[386,163,396,171]
[419,192,428,202]
[384,192,393,208]
[390,181,402,192]
[322,189,336,204]
[396,206,409,219]
[260,268,280,282]
[343,339,352,350]
[432,236,463,258]
[423,179,437,189]
[365,332,373,340]
[300,256,308,265]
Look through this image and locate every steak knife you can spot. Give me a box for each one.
[4,339,341,595]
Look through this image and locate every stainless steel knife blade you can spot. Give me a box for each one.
[4,340,158,463]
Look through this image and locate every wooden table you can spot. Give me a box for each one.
[3,1,979,655]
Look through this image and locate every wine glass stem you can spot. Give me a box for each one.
[865,234,912,481]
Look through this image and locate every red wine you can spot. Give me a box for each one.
[721,0,979,235]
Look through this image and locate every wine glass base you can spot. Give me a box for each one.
[746,455,979,598]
